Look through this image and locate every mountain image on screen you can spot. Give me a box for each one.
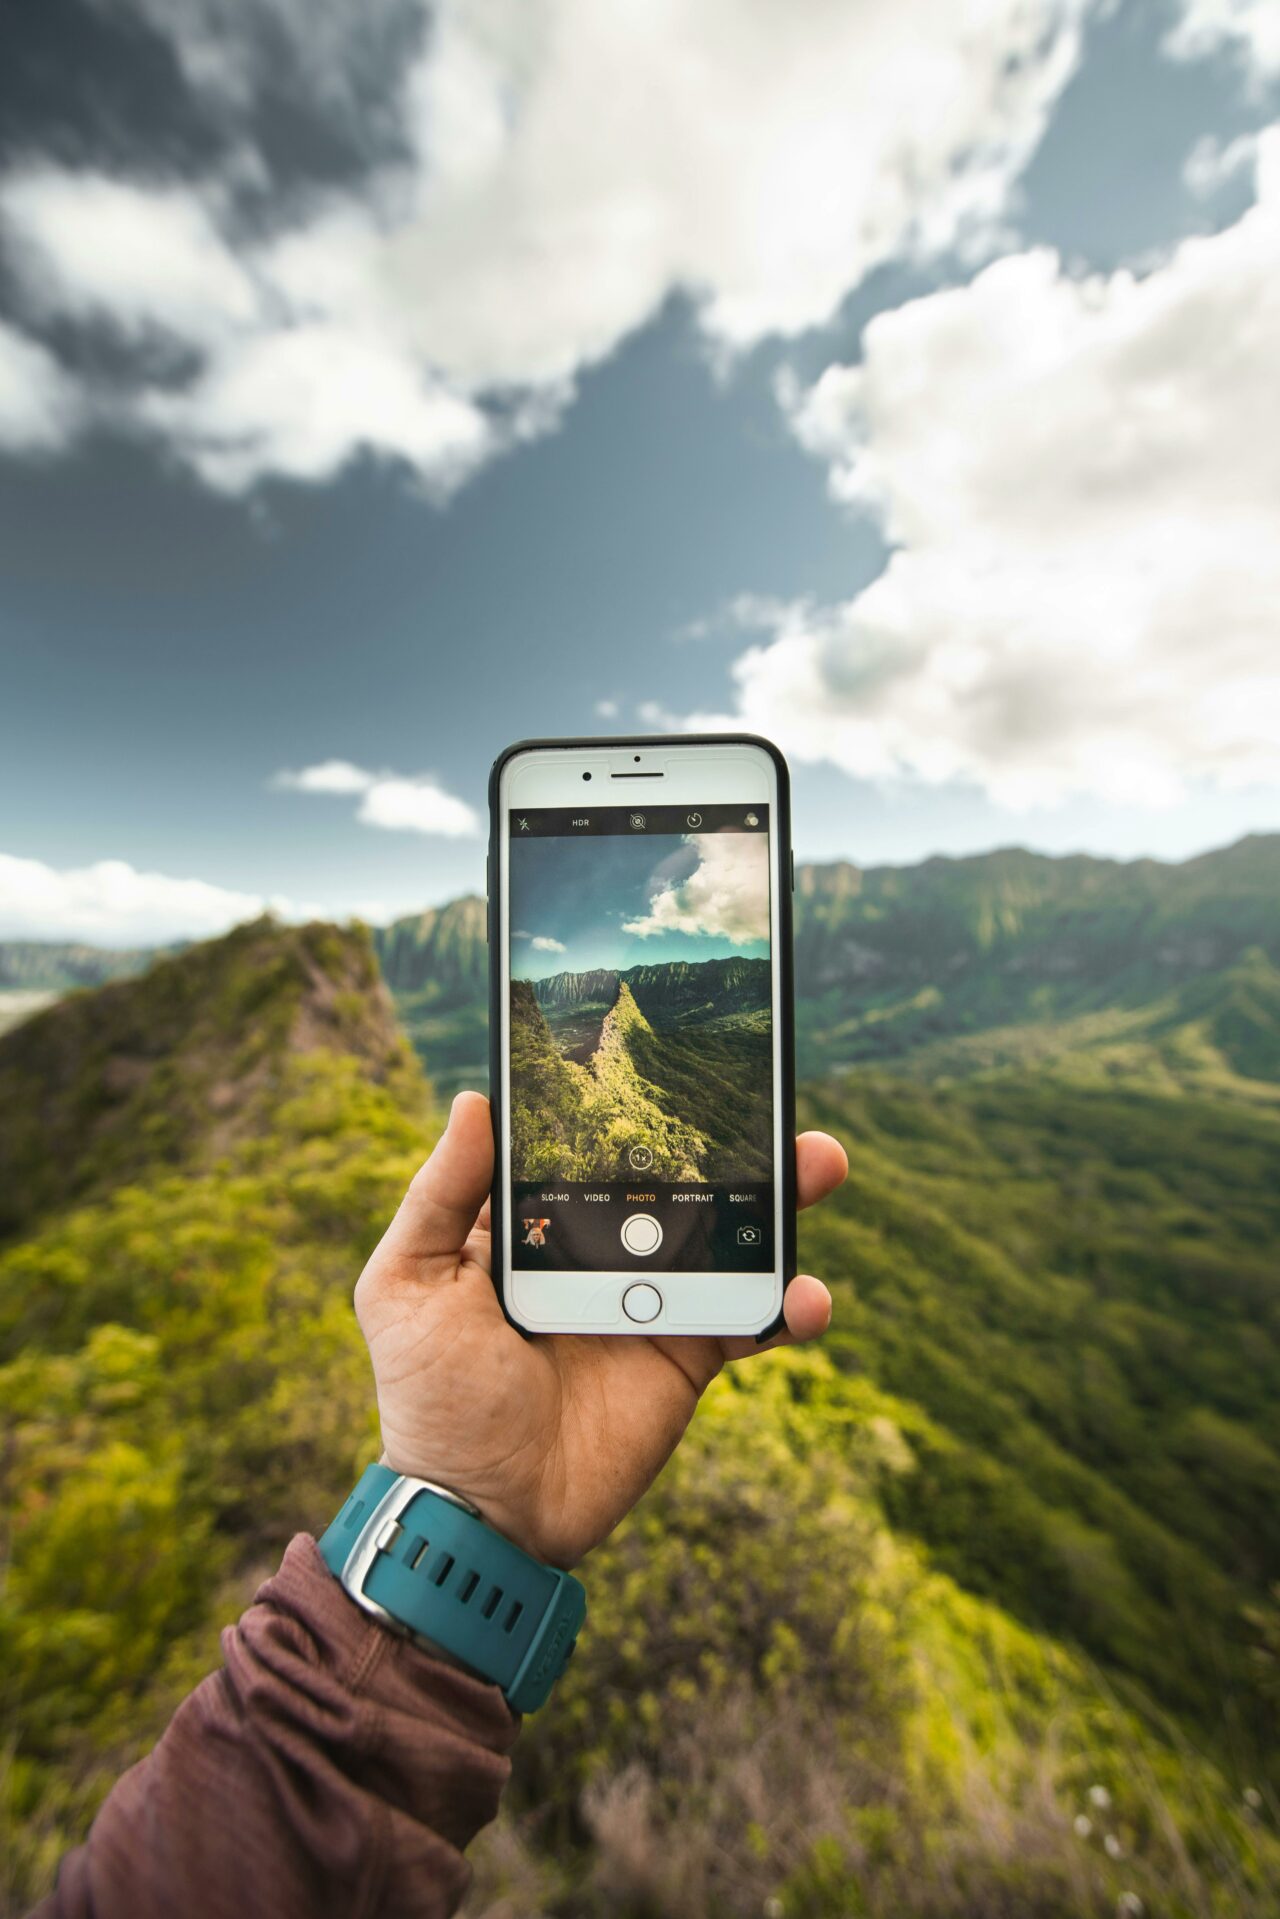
[509,956,771,1182]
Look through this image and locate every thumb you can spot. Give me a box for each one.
[378,1091,494,1269]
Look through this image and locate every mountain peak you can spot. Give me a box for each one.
[599,978,650,1047]
[0,917,424,1238]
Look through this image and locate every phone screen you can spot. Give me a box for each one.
[507,803,775,1274]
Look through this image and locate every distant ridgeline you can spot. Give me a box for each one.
[376,831,1280,1090]
[2,859,1280,1914]
[0,940,169,991]
[4,835,1277,1094]
[530,955,770,1022]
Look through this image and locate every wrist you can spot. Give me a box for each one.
[320,1463,585,1713]
[377,1449,538,1559]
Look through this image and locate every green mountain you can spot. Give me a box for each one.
[372,893,486,997]
[798,1070,1280,1734]
[5,836,1280,1915]
[510,979,711,1181]
[0,921,434,1908]
[379,836,1280,1096]
[511,963,773,1183]
[531,956,770,1068]
[0,916,417,1241]
[793,834,1280,1080]
[374,895,488,1099]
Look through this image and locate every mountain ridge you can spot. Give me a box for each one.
[2,832,1276,1094]
[531,954,770,1025]
[0,915,421,1239]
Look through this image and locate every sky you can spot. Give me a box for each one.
[509,830,770,980]
[1,0,1279,945]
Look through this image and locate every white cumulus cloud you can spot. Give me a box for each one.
[1167,0,1280,87]
[0,0,1096,489]
[0,317,83,451]
[271,759,373,795]
[623,833,769,943]
[273,761,479,835]
[529,934,566,953]
[0,852,299,946]
[2,169,258,344]
[680,129,1280,812]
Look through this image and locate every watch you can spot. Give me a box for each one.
[317,1462,586,1713]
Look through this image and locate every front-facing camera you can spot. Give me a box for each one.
[583,771,592,781]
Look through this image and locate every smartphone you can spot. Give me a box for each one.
[488,734,795,1338]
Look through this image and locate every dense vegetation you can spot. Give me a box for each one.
[2,836,1278,1915]
[791,834,1280,1081]
[799,1072,1280,1734]
[471,1352,1279,1918]
[510,980,709,1180]
[510,967,772,1182]
[0,924,430,1911]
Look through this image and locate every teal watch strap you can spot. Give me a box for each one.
[318,1463,585,1713]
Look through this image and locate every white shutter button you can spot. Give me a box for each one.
[622,1283,662,1323]
[621,1213,663,1256]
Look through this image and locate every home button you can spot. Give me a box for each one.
[622,1282,662,1324]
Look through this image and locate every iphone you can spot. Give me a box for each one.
[488,735,795,1337]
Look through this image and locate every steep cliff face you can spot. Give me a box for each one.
[621,956,769,1023]
[793,836,1280,996]
[531,967,619,1011]
[373,894,487,998]
[529,956,769,1025]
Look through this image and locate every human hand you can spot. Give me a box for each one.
[354,1092,847,1567]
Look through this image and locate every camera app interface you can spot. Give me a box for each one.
[508,804,774,1274]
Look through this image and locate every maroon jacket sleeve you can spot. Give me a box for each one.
[32,1535,519,1919]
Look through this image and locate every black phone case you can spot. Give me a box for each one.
[486,733,797,1342]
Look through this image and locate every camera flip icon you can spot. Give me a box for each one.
[736,1224,762,1248]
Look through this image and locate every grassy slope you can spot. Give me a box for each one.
[4,910,1280,1914]
[473,1354,1280,1919]
[796,1069,1280,1736]
[510,981,709,1181]
[0,923,435,1910]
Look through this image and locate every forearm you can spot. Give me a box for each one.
[33,1536,518,1919]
